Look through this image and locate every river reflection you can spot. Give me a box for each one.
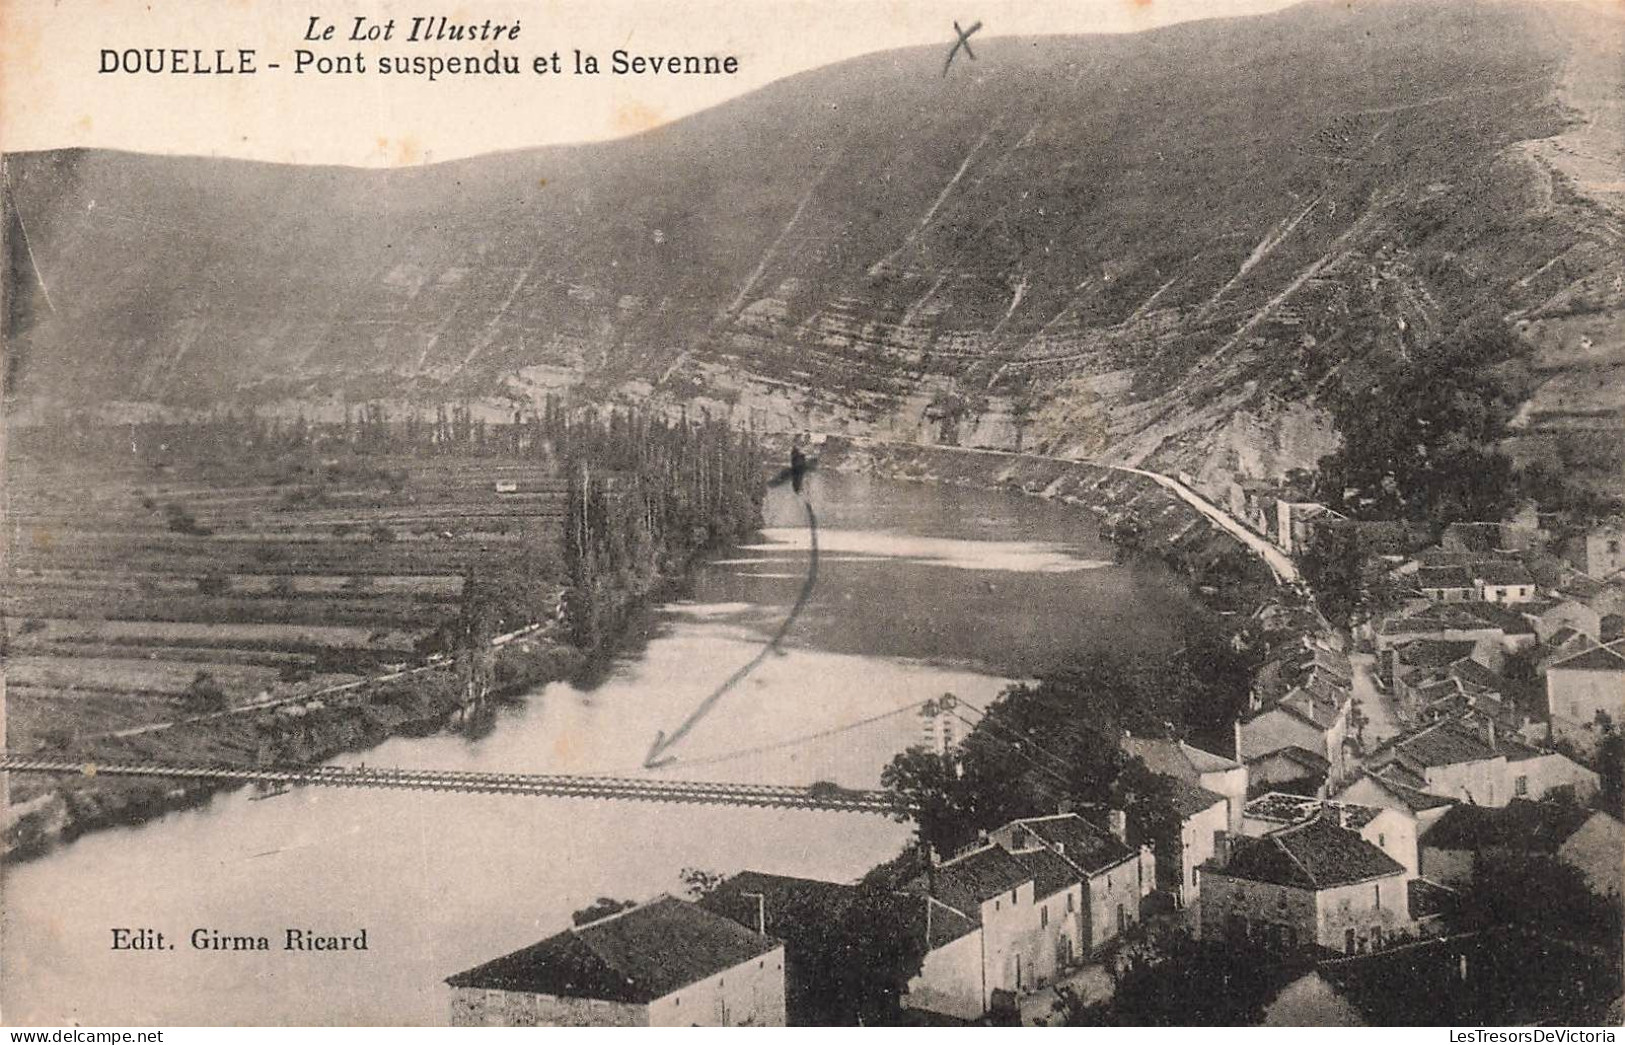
[1,473,1208,1024]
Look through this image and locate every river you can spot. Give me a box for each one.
[1,473,1210,1025]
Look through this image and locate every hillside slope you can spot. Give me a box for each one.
[5,0,1622,494]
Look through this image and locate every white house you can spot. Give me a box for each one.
[446,896,785,1027]
[1199,813,1413,955]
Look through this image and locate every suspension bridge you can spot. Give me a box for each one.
[0,755,905,815]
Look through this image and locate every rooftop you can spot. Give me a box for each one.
[1213,814,1405,890]
[928,844,1034,914]
[444,896,779,1003]
[1472,561,1534,587]
[1122,735,1240,779]
[1548,640,1625,673]
[1013,812,1138,876]
[701,870,857,937]
[1423,800,1603,853]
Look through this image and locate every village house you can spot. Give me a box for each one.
[902,812,1154,1021]
[1532,598,1606,643]
[1563,522,1625,580]
[989,812,1154,954]
[1333,767,1457,836]
[1242,792,1419,877]
[1470,561,1538,605]
[445,896,786,1027]
[1245,746,1333,797]
[1122,735,1249,832]
[1198,813,1413,955]
[1545,640,1625,749]
[1419,800,1624,899]
[1375,603,1538,685]
[1414,566,1477,603]
[1159,780,1230,910]
[700,870,862,1025]
[1357,714,1598,808]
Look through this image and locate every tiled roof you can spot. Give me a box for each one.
[1423,800,1598,854]
[1416,566,1474,590]
[1214,814,1404,890]
[1010,846,1083,900]
[1246,745,1331,773]
[1019,813,1138,876]
[1548,641,1625,672]
[1396,638,1480,671]
[1167,778,1229,819]
[701,871,857,937]
[445,896,779,1002]
[1347,767,1457,813]
[929,844,1034,913]
[1449,658,1504,693]
[1122,736,1240,780]
[1367,715,1530,773]
[1473,561,1534,587]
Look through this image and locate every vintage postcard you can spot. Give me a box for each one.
[2,0,1623,1029]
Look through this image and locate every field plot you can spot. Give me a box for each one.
[3,453,567,760]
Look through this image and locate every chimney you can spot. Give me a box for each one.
[1108,809,1128,844]
[1057,798,1075,815]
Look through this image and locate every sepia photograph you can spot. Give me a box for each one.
[1,0,1622,1029]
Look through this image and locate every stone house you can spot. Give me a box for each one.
[1414,566,1477,603]
[1245,746,1332,797]
[445,896,785,1027]
[1471,561,1538,605]
[1242,792,1420,877]
[902,812,1155,1021]
[1534,599,1605,643]
[1564,523,1625,580]
[1546,640,1625,748]
[1359,714,1598,808]
[1198,813,1413,955]
[1165,780,1230,909]
[1122,735,1249,833]
[1420,800,1624,899]
[1333,769,1457,838]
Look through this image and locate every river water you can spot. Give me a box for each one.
[1,473,1208,1025]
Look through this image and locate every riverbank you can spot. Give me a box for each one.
[820,437,1284,619]
[1,636,586,860]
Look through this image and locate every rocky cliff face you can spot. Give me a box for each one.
[6,0,1622,495]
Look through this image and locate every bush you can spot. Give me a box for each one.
[183,671,229,713]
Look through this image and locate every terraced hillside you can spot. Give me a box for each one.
[5,0,1622,496]
[3,453,567,796]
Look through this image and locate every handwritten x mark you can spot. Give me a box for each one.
[944,19,982,77]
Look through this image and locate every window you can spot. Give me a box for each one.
[1378,833,1386,848]
[1515,775,1528,796]
[1373,926,1383,949]
[1374,883,1382,909]
[1041,906,1049,929]
[1067,893,1075,913]
[1191,866,1198,887]
[1608,539,1620,555]
[994,900,1000,911]
[1011,888,1019,904]
[1345,928,1356,955]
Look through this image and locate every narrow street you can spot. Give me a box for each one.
[1349,651,1402,752]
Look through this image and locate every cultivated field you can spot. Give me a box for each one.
[3,452,568,795]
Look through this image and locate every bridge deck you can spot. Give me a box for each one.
[0,755,903,815]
